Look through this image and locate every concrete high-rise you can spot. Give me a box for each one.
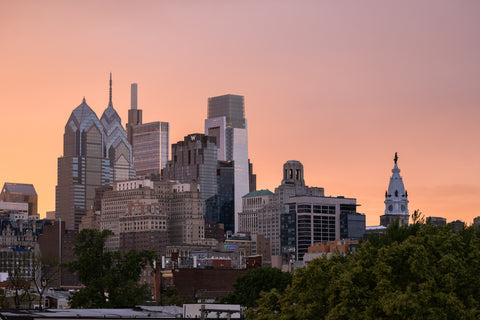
[163,134,218,203]
[205,94,249,233]
[126,83,169,177]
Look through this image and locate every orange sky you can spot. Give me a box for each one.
[1,1,479,225]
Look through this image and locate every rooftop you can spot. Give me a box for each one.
[2,183,37,196]
[243,189,273,198]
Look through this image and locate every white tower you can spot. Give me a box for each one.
[380,152,409,227]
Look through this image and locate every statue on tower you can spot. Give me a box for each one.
[394,152,398,164]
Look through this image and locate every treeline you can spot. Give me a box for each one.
[246,216,480,319]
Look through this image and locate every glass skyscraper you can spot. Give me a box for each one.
[56,98,111,231]
[100,74,135,181]
[205,94,249,233]
[56,75,134,230]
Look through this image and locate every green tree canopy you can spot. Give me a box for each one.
[251,220,480,320]
[222,266,292,308]
[67,229,155,308]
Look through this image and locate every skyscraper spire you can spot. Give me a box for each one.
[109,72,112,105]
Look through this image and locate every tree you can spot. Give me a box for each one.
[66,229,155,308]
[221,266,292,308]
[161,287,190,307]
[251,223,480,319]
[31,254,59,310]
[7,251,33,309]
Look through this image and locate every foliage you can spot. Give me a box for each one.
[66,229,155,308]
[161,287,190,306]
[221,266,292,308]
[250,216,480,320]
[7,252,34,309]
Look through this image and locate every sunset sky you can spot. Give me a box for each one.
[1,1,479,225]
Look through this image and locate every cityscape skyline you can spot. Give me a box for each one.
[1,1,479,226]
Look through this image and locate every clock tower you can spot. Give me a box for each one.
[380,152,409,227]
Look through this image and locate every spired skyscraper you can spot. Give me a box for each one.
[56,75,134,231]
[380,152,409,227]
[101,74,135,181]
[126,83,169,177]
[205,94,249,233]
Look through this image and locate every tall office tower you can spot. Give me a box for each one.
[126,83,169,177]
[56,98,111,231]
[163,134,218,203]
[100,74,135,181]
[380,153,409,227]
[0,182,38,216]
[205,94,249,233]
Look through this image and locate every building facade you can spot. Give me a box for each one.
[126,83,169,177]
[100,179,158,251]
[119,199,168,255]
[0,183,38,216]
[239,161,325,258]
[56,76,134,231]
[284,195,358,261]
[168,182,205,246]
[205,94,249,233]
[56,98,111,231]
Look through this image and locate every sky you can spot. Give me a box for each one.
[1,0,479,225]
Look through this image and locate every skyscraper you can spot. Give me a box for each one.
[205,94,249,233]
[126,83,169,177]
[100,74,135,181]
[380,152,409,227]
[56,98,111,231]
[56,74,134,231]
[163,134,218,202]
